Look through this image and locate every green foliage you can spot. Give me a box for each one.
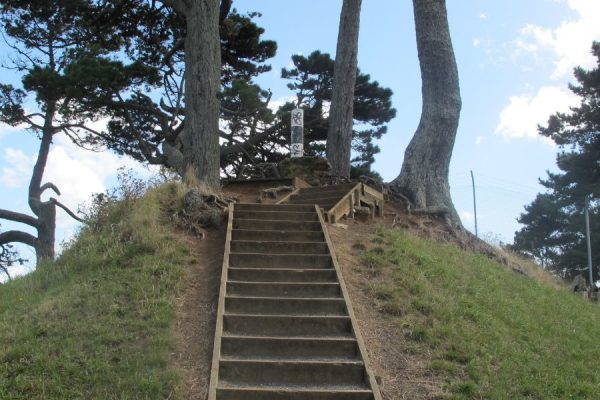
[0,0,160,136]
[280,51,396,174]
[512,42,600,279]
[0,180,195,399]
[362,228,600,399]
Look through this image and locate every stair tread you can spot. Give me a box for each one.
[235,218,320,223]
[228,268,336,274]
[225,280,343,290]
[229,252,330,257]
[226,295,345,301]
[230,240,328,245]
[222,334,357,342]
[232,229,323,233]
[217,383,371,391]
[225,313,350,319]
[219,358,364,366]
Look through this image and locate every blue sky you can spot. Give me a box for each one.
[1,0,599,279]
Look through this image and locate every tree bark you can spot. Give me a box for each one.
[391,0,462,227]
[182,0,222,189]
[326,0,362,178]
[36,202,56,262]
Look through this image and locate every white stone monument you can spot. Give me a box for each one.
[290,108,304,158]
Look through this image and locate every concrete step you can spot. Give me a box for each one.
[223,314,353,337]
[221,335,360,361]
[234,210,318,221]
[297,184,356,194]
[228,268,337,283]
[231,229,324,242]
[230,240,329,255]
[235,203,315,212]
[225,296,347,315]
[229,253,332,269]
[216,387,374,400]
[233,219,322,231]
[218,359,366,387]
[226,282,341,298]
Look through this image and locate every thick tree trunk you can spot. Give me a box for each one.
[326,0,362,178]
[391,0,462,227]
[182,0,221,189]
[36,202,56,263]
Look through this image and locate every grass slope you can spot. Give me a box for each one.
[0,183,195,399]
[362,227,600,399]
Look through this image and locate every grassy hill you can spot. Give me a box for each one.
[0,182,196,399]
[359,227,600,399]
[1,182,599,399]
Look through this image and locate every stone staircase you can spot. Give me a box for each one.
[208,202,382,400]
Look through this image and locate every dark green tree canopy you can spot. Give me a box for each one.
[281,51,396,177]
[512,42,600,279]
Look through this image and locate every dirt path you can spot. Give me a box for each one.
[329,217,446,399]
[171,226,225,399]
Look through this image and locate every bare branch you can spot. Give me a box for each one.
[163,38,185,72]
[0,208,39,228]
[219,121,285,157]
[0,230,37,248]
[49,198,86,224]
[40,182,61,196]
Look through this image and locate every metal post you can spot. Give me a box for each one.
[585,195,593,286]
[470,170,478,237]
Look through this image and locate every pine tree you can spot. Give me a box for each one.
[512,42,600,279]
[0,0,158,264]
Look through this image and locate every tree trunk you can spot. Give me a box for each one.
[326,0,362,178]
[182,0,221,189]
[391,0,462,227]
[36,202,56,263]
[29,108,55,215]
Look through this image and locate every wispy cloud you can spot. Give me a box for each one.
[512,0,600,79]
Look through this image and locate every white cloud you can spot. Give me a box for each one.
[479,12,488,20]
[515,0,600,79]
[473,38,481,48]
[475,136,485,145]
[496,86,578,141]
[44,136,153,229]
[0,148,34,188]
[1,135,153,230]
